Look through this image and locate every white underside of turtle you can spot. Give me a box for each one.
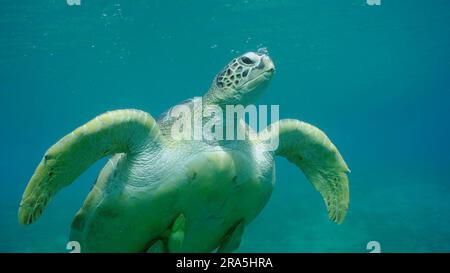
[18,52,350,253]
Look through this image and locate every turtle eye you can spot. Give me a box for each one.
[240,56,254,65]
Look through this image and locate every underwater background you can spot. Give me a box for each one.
[1,0,449,253]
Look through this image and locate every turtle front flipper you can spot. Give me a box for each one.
[217,221,245,253]
[19,109,162,225]
[260,119,350,224]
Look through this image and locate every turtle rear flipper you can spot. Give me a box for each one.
[147,240,167,253]
[217,221,245,253]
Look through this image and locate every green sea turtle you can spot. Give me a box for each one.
[18,51,350,253]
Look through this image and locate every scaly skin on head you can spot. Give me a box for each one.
[203,51,275,108]
[158,51,276,139]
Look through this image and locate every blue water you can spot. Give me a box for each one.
[1,0,449,253]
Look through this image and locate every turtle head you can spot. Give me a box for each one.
[204,51,275,106]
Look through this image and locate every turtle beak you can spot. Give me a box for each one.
[260,55,275,77]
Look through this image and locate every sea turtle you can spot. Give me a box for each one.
[18,51,350,253]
